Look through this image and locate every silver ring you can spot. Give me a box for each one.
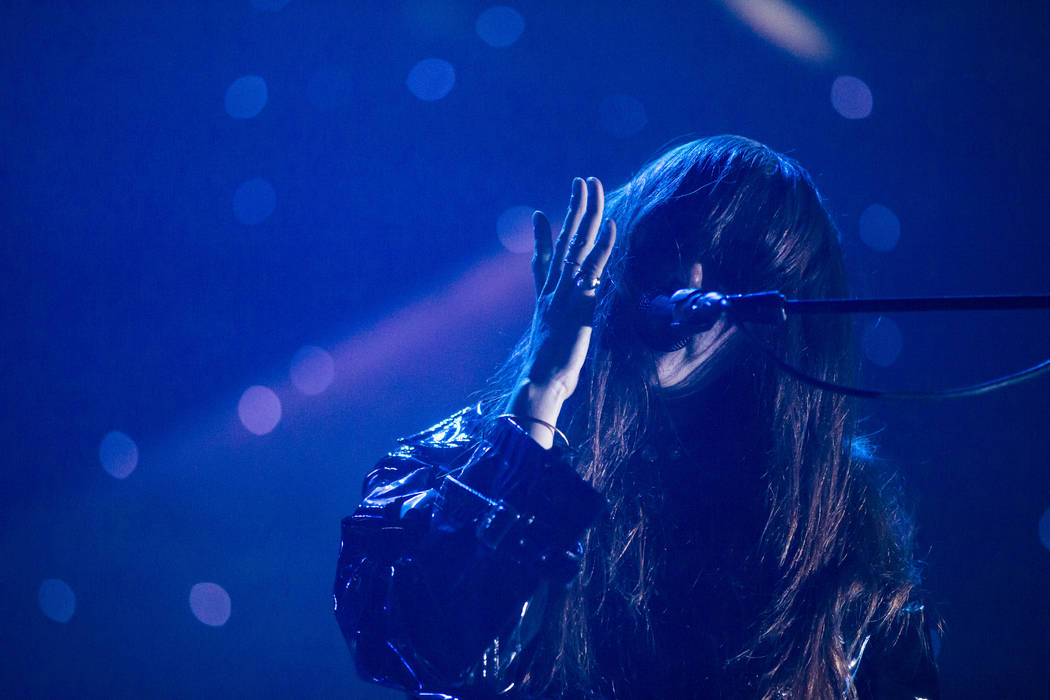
[573,270,601,290]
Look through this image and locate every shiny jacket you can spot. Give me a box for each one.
[334,406,940,699]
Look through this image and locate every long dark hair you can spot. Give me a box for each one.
[489,136,921,699]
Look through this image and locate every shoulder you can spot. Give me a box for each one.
[361,404,489,495]
[394,403,488,454]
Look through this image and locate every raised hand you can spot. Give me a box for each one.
[506,177,617,448]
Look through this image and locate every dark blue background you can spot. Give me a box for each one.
[3,1,1049,697]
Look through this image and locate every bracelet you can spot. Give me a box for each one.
[497,413,570,448]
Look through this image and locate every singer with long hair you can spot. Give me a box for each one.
[334,135,940,699]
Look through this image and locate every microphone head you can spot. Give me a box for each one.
[637,292,690,351]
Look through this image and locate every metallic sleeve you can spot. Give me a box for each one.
[333,413,604,698]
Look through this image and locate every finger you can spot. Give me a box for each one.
[550,177,587,290]
[560,177,605,284]
[579,218,617,285]
[531,211,553,297]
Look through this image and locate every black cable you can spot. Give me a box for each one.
[730,315,1050,400]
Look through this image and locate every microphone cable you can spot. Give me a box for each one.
[728,312,1050,400]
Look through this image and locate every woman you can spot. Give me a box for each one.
[334,136,940,699]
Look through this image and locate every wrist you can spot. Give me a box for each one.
[498,414,569,451]
[505,380,568,449]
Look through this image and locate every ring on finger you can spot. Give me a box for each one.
[573,270,601,291]
[563,257,581,269]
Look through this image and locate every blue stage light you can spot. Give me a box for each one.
[99,430,139,479]
[224,75,268,120]
[1038,507,1050,552]
[38,579,76,623]
[238,385,282,436]
[476,6,525,48]
[189,582,231,627]
[497,205,535,254]
[406,58,456,102]
[721,0,833,63]
[233,178,277,225]
[831,75,873,120]
[859,203,902,252]
[290,346,335,396]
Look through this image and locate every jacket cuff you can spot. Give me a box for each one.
[433,416,604,570]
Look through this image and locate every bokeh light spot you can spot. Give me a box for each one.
[406,58,456,101]
[99,430,138,479]
[38,579,76,623]
[722,0,833,63]
[290,346,335,395]
[251,0,292,10]
[476,6,525,47]
[224,75,268,119]
[1038,507,1050,552]
[307,66,353,111]
[233,178,277,225]
[859,203,901,252]
[831,75,873,119]
[599,94,648,139]
[497,205,535,254]
[189,582,231,627]
[238,385,282,435]
[862,317,903,367]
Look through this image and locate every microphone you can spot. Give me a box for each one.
[638,289,724,351]
[638,289,788,351]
